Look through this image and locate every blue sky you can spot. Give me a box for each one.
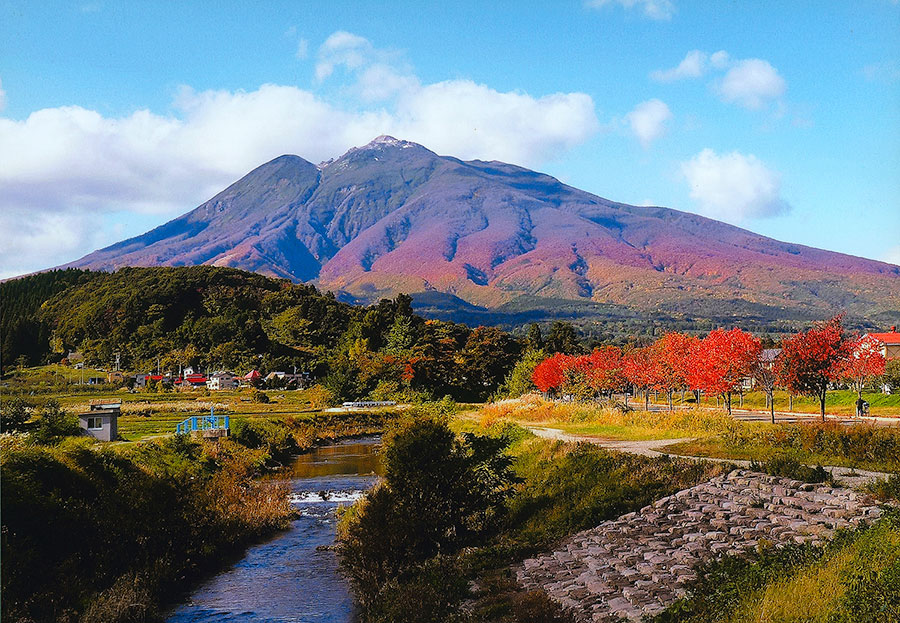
[1,0,898,278]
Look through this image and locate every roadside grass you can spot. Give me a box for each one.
[655,508,900,623]
[476,395,736,441]
[470,396,900,473]
[650,389,900,417]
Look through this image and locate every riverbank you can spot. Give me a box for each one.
[0,409,396,623]
[167,437,383,622]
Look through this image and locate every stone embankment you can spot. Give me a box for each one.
[518,470,884,622]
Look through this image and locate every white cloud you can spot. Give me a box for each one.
[716,58,786,109]
[709,50,730,69]
[586,0,675,20]
[295,38,309,60]
[0,77,6,112]
[624,99,672,147]
[393,80,598,164]
[0,209,108,279]
[650,50,708,82]
[680,148,790,222]
[652,51,786,110]
[315,31,373,80]
[0,32,600,276]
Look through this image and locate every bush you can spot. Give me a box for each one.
[338,414,517,615]
[230,418,298,463]
[246,388,270,404]
[304,383,336,409]
[30,399,80,445]
[1,396,32,432]
[749,453,833,484]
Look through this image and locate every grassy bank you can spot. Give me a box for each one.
[1,405,396,623]
[655,508,900,623]
[474,396,900,473]
[647,388,900,418]
[1,435,292,623]
[337,411,728,623]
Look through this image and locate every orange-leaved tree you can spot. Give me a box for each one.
[585,346,625,400]
[654,332,700,411]
[777,315,848,421]
[622,346,662,411]
[838,334,886,401]
[687,328,761,415]
[532,353,571,395]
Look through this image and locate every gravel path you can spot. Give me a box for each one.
[525,425,891,489]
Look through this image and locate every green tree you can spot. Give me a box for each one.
[499,349,546,398]
[31,400,80,444]
[527,322,544,351]
[546,321,580,354]
[456,326,522,400]
[1,397,32,433]
[338,414,517,613]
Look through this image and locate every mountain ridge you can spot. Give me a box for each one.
[62,136,900,328]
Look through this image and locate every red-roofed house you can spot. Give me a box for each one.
[866,326,900,360]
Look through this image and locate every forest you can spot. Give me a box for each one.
[1,267,542,402]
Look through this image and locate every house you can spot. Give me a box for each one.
[78,399,121,441]
[107,370,125,384]
[134,373,167,388]
[239,369,262,387]
[182,373,208,388]
[207,371,238,390]
[866,327,900,360]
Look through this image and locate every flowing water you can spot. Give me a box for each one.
[166,437,382,623]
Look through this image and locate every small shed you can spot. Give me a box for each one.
[78,399,121,441]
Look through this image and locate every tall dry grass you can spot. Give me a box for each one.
[477,394,734,437]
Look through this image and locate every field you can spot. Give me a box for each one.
[1,365,400,442]
[647,388,900,417]
[471,395,900,473]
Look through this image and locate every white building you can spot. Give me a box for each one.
[206,371,238,390]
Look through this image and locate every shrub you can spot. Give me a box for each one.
[230,418,298,463]
[749,453,833,484]
[304,383,336,409]
[338,415,517,614]
[1,396,32,432]
[30,399,80,445]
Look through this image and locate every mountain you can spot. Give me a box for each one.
[63,136,900,330]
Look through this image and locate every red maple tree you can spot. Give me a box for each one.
[585,346,625,398]
[687,328,761,415]
[654,332,701,410]
[622,347,662,411]
[777,315,848,421]
[838,334,886,401]
[532,353,571,394]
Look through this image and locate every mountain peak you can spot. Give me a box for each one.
[367,135,415,148]
[60,139,900,326]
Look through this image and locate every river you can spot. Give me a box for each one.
[166,437,382,623]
